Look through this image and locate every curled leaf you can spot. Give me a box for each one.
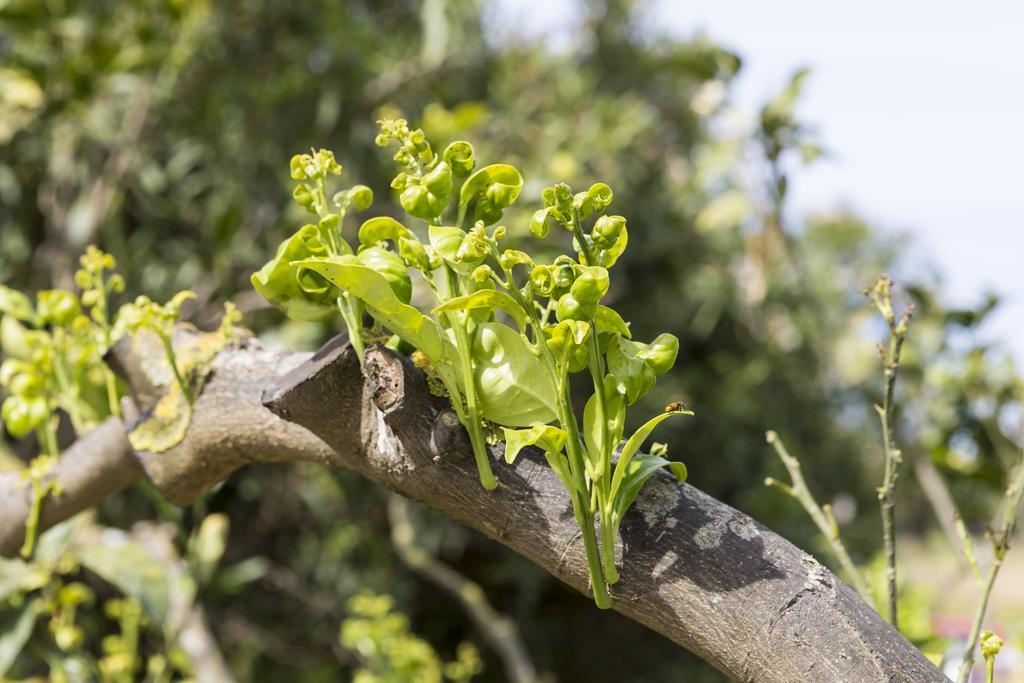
[358,216,414,246]
[473,322,557,426]
[501,424,567,464]
[459,164,523,226]
[356,246,412,304]
[433,290,529,332]
[251,225,337,322]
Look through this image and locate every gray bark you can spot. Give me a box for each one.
[0,333,949,682]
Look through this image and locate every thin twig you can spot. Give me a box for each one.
[868,276,913,629]
[765,431,872,600]
[387,495,540,683]
[956,444,1024,683]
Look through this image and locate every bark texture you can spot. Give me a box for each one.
[0,333,949,682]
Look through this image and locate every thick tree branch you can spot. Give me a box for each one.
[0,334,948,682]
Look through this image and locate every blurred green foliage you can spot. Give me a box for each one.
[1,0,1021,680]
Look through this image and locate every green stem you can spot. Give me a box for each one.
[103,366,121,417]
[20,480,44,558]
[160,333,192,404]
[51,333,85,434]
[557,374,611,608]
[444,267,496,491]
[587,333,619,584]
[498,262,610,605]
[877,329,906,629]
[337,295,365,364]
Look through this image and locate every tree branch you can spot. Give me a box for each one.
[0,334,948,682]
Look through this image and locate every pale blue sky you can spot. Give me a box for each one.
[488,0,1023,361]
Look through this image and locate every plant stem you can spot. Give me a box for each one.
[51,331,85,434]
[501,264,610,605]
[337,295,365,364]
[956,446,1024,683]
[103,366,121,417]
[765,431,872,600]
[877,325,908,629]
[20,479,44,558]
[586,335,619,584]
[443,267,496,491]
[160,333,192,404]
[556,373,611,607]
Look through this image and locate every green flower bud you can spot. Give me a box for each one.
[499,249,532,271]
[553,182,573,204]
[290,154,312,180]
[587,183,613,211]
[2,395,48,438]
[569,267,609,305]
[349,185,373,210]
[471,264,494,284]
[556,293,596,322]
[573,191,594,221]
[422,161,453,199]
[593,215,626,250]
[456,224,489,262]
[292,184,315,212]
[8,371,39,396]
[391,172,413,191]
[400,183,445,220]
[37,290,80,326]
[642,333,679,375]
[397,237,432,272]
[319,213,340,234]
[541,187,557,208]
[443,141,476,175]
[543,320,591,373]
[530,208,553,239]
[55,626,84,652]
[530,265,555,296]
[551,265,576,296]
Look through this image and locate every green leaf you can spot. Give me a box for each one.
[0,316,41,359]
[606,333,679,404]
[472,322,558,426]
[610,408,692,500]
[606,335,656,404]
[251,225,338,322]
[358,216,414,246]
[613,454,687,527]
[501,424,567,464]
[544,449,576,493]
[0,558,30,602]
[433,290,528,332]
[582,375,626,476]
[597,223,628,268]
[428,225,486,274]
[356,246,413,304]
[595,305,630,339]
[458,164,523,225]
[0,286,34,324]
[292,256,445,363]
[0,599,38,676]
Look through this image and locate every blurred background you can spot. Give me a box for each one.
[1,0,1022,680]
